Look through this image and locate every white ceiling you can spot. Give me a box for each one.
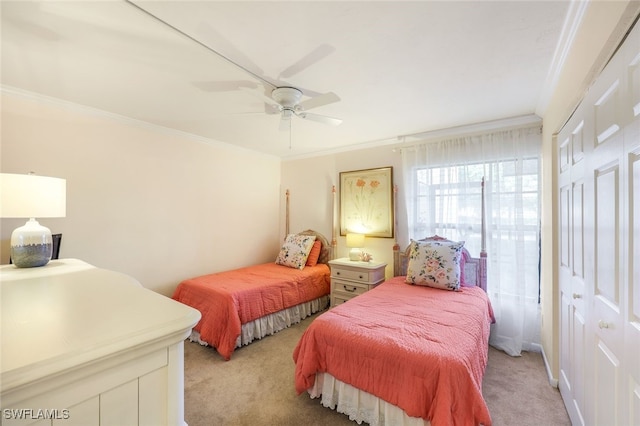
[1,1,571,159]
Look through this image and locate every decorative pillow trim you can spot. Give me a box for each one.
[275,234,317,270]
[405,239,465,291]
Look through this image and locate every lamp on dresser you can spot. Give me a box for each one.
[346,232,365,261]
[0,172,66,268]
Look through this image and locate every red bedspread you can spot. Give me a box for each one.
[173,262,330,360]
[293,276,493,426]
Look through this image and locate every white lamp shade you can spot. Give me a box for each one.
[1,173,66,218]
[346,233,365,248]
[346,233,365,261]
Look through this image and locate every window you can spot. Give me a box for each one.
[412,158,540,298]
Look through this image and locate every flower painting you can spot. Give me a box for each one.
[340,167,394,238]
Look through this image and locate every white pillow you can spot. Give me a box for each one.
[405,239,465,291]
[275,234,317,269]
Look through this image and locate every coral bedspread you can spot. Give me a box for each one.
[293,276,494,426]
[174,262,330,360]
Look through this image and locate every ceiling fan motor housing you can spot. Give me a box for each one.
[272,87,303,109]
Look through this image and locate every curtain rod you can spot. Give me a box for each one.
[392,115,542,152]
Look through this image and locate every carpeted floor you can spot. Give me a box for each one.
[183,311,570,425]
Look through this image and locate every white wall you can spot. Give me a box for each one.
[0,91,281,296]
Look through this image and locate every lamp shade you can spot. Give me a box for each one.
[1,173,66,218]
[346,233,365,248]
[346,233,365,261]
[1,173,66,268]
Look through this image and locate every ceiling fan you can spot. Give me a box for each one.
[242,86,342,131]
[125,2,343,130]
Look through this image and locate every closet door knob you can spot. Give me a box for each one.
[572,293,582,299]
[598,320,610,329]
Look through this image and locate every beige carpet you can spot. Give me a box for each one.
[184,311,570,426]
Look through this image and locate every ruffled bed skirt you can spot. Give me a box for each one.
[307,372,429,426]
[189,295,329,348]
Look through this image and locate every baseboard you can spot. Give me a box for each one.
[538,343,559,388]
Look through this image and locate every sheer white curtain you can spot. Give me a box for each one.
[401,125,542,356]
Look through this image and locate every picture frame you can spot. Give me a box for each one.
[340,166,394,238]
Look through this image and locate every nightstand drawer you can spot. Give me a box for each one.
[328,258,387,308]
[331,267,384,284]
[332,279,368,296]
[331,293,351,306]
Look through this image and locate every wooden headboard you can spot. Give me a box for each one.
[298,229,333,264]
[392,178,487,292]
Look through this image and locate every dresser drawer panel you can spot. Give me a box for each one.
[332,267,383,283]
[332,279,368,295]
[331,294,353,307]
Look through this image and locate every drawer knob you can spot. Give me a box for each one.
[359,275,364,279]
[336,271,341,275]
[344,285,357,292]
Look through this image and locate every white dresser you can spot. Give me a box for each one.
[0,259,201,426]
[328,258,387,307]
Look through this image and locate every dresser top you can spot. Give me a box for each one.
[1,259,201,392]
[329,257,387,269]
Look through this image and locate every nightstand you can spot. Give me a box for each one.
[328,258,387,307]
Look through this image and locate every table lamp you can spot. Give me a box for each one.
[1,173,66,268]
[346,232,365,261]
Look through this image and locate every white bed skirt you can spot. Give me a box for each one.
[307,372,429,426]
[189,295,329,348]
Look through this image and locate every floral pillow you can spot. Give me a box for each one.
[275,234,317,270]
[405,239,465,291]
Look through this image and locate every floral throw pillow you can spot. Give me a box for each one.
[275,234,317,270]
[405,239,465,291]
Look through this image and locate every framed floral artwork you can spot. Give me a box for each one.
[340,166,394,238]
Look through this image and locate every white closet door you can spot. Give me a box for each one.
[622,22,640,426]
[558,115,589,426]
[558,17,639,426]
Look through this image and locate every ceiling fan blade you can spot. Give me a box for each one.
[298,92,340,111]
[297,111,342,126]
[196,22,269,83]
[278,44,336,79]
[192,80,257,92]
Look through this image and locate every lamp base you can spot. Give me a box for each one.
[11,218,53,268]
[349,248,361,261]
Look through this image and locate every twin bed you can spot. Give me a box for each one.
[173,229,333,360]
[293,236,494,426]
[293,180,494,426]
[172,190,337,360]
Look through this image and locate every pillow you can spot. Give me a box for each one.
[305,240,322,267]
[405,239,465,291]
[275,234,317,269]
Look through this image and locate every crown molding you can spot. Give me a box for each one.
[535,0,589,117]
